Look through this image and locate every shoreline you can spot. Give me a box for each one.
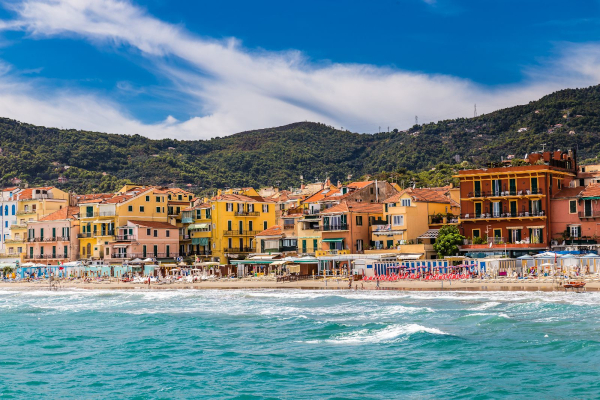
[0,279,597,292]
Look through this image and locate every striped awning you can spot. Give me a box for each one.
[188,223,209,230]
[322,238,343,242]
[417,229,439,239]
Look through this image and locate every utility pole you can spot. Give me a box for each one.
[474,104,477,118]
[415,116,418,125]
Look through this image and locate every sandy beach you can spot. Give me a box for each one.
[0,278,597,291]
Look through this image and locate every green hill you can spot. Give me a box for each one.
[1,85,600,193]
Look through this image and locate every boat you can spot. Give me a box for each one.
[563,280,586,292]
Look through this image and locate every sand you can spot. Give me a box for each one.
[0,277,596,292]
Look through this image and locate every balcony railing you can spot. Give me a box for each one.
[17,210,36,215]
[263,246,298,253]
[461,211,545,220]
[579,211,600,219]
[182,218,194,224]
[467,188,543,198]
[77,231,115,238]
[223,230,261,236]
[109,252,180,259]
[25,254,69,260]
[27,236,70,243]
[320,224,349,231]
[428,215,459,224]
[463,236,544,246]
[283,224,295,230]
[115,235,136,241]
[224,247,253,253]
[234,211,260,217]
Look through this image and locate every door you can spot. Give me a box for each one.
[494,229,502,244]
[509,179,516,195]
[531,178,538,194]
[475,203,482,217]
[585,200,592,217]
[239,221,243,234]
[302,240,307,253]
[474,181,481,197]
[510,201,517,217]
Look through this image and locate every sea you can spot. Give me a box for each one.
[0,288,599,399]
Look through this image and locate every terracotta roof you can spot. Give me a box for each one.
[384,188,452,204]
[323,201,383,214]
[17,187,54,200]
[2,187,18,192]
[553,187,585,198]
[256,225,283,236]
[302,188,341,204]
[39,206,79,221]
[127,220,177,229]
[76,193,114,204]
[347,181,373,189]
[104,194,135,204]
[581,183,600,198]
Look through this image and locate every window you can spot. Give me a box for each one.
[156,196,161,202]
[178,195,182,200]
[166,245,170,257]
[569,200,577,214]
[128,205,133,212]
[147,228,151,235]
[392,215,404,226]
[226,203,233,212]
[472,229,480,238]
[356,216,363,226]
[401,199,411,207]
[156,207,161,213]
[492,202,501,217]
[264,221,268,230]
[356,239,363,252]
[139,206,145,212]
[166,230,170,238]
[206,209,211,219]
[530,228,543,244]
[146,195,150,202]
[570,225,581,238]
[11,205,15,215]
[262,204,269,213]
[154,230,158,237]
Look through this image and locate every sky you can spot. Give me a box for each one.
[0,0,598,140]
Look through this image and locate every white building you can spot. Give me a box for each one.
[0,187,21,254]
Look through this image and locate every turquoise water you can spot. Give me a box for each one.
[1,289,599,399]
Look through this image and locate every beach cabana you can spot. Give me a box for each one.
[517,255,535,275]
[580,253,600,274]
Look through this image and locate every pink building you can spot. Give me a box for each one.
[26,207,80,265]
[106,220,179,261]
[551,184,600,244]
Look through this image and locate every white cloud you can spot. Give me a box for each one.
[0,0,597,139]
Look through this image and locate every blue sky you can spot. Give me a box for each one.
[0,0,598,139]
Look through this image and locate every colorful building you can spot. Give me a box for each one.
[458,151,577,257]
[186,203,213,260]
[550,184,600,247]
[25,207,80,265]
[106,220,179,261]
[209,192,277,263]
[317,201,384,256]
[0,187,20,254]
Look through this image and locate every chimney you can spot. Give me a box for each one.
[337,180,342,188]
[301,184,306,190]
[325,178,331,187]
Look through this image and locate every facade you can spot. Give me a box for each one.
[254,225,298,255]
[0,187,20,254]
[209,192,277,263]
[368,187,460,259]
[25,207,80,265]
[106,220,179,261]
[187,203,213,260]
[7,187,70,258]
[318,201,384,256]
[458,151,577,257]
[551,184,600,247]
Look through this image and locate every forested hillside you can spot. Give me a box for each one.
[1,85,600,193]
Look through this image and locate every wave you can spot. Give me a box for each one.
[303,324,449,345]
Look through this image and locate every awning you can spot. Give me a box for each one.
[322,238,343,243]
[188,223,209,230]
[191,238,200,245]
[417,229,440,239]
[112,244,129,248]
[507,226,524,229]
[528,226,545,229]
[396,254,423,260]
[271,260,290,266]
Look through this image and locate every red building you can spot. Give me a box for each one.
[458,151,577,257]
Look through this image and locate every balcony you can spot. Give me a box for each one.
[114,235,136,241]
[25,254,68,260]
[109,252,180,259]
[223,230,261,236]
[182,217,194,224]
[579,211,600,219]
[224,247,253,253]
[460,211,545,221]
[428,215,459,225]
[467,188,543,199]
[461,236,546,250]
[82,211,116,219]
[77,232,115,239]
[320,224,349,231]
[28,236,70,243]
[263,246,298,253]
[234,211,260,217]
[17,210,36,215]
[283,223,295,230]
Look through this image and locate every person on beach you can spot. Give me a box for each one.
[376,277,380,289]
[348,277,353,290]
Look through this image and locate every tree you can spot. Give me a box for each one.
[433,225,465,258]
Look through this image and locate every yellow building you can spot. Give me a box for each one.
[367,187,460,259]
[6,187,70,258]
[186,203,213,260]
[77,185,194,261]
[209,191,276,263]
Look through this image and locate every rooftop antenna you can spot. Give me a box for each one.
[542,143,547,152]
[474,104,477,118]
[415,115,418,125]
